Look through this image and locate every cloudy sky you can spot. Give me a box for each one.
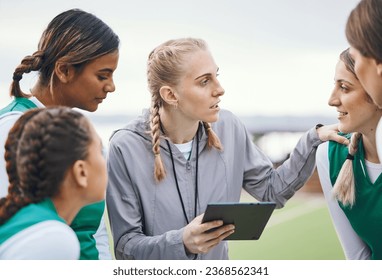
[0,0,360,117]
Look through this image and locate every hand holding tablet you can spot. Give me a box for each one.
[202,202,276,240]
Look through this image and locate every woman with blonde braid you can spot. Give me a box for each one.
[106,37,346,260]
[0,9,119,259]
[0,107,107,259]
[316,49,382,259]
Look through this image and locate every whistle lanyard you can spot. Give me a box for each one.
[165,124,200,225]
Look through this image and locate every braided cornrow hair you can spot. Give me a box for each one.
[9,8,119,98]
[0,107,91,224]
[0,109,42,217]
[147,38,223,182]
[332,132,362,207]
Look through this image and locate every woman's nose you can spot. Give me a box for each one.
[328,88,340,107]
[213,81,225,96]
[105,79,116,93]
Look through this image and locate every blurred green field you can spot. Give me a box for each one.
[228,191,345,260]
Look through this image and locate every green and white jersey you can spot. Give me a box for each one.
[0,97,109,259]
[317,138,382,260]
[0,199,80,259]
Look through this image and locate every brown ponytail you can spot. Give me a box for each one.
[10,51,44,98]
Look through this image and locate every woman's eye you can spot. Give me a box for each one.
[340,84,348,91]
[201,79,209,85]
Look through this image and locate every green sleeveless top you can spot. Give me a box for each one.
[329,136,382,260]
[0,97,105,259]
[0,199,64,244]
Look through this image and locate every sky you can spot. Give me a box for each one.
[0,0,361,117]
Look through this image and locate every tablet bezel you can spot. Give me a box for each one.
[201,202,276,240]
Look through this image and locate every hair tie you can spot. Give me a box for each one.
[154,153,160,157]
[346,154,354,160]
[315,123,324,129]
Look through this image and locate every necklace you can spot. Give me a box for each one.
[164,123,200,224]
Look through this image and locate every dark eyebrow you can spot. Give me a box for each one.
[98,68,114,73]
[194,67,219,80]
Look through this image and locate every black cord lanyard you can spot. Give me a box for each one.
[164,124,200,225]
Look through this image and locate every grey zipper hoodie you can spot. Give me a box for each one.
[106,109,322,260]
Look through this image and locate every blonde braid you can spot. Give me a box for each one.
[202,122,223,150]
[332,132,362,207]
[150,96,166,182]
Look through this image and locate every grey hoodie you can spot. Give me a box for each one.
[106,109,322,260]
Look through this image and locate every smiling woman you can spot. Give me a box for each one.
[316,48,382,260]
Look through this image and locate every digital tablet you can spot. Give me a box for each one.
[202,202,276,240]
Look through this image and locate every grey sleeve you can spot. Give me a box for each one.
[243,126,322,208]
[106,138,193,260]
[316,143,371,260]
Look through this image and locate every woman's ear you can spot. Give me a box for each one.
[54,62,75,83]
[159,86,178,107]
[71,160,88,189]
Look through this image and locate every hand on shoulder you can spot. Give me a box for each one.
[315,123,350,145]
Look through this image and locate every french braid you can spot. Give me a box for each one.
[0,107,91,224]
[150,94,166,182]
[0,109,42,223]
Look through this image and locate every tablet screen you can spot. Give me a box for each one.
[202,202,276,240]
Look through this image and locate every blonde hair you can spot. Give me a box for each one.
[332,132,362,207]
[147,38,222,182]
